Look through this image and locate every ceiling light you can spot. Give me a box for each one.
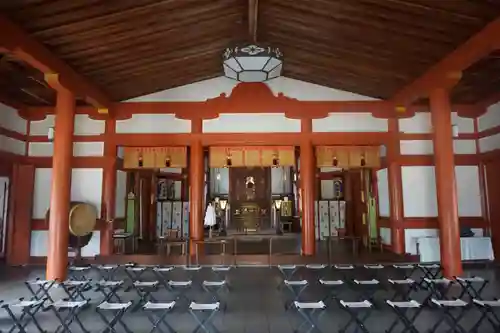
[223,45,283,82]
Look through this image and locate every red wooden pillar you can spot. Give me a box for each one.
[430,88,463,277]
[101,120,116,256]
[46,88,75,281]
[300,141,316,255]
[387,118,405,254]
[189,139,204,254]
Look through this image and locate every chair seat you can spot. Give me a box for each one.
[319,279,344,286]
[456,276,485,283]
[183,266,202,271]
[98,265,117,270]
[473,299,500,307]
[306,264,326,270]
[51,300,88,309]
[431,299,468,307]
[133,281,158,287]
[212,266,231,272]
[189,302,220,311]
[278,265,297,270]
[285,280,308,286]
[418,264,440,269]
[9,300,45,308]
[203,281,226,287]
[354,279,379,285]
[97,280,124,287]
[143,301,176,310]
[335,265,354,270]
[364,264,384,269]
[389,279,415,285]
[62,280,90,286]
[153,266,174,272]
[127,267,146,272]
[387,300,421,308]
[98,301,132,310]
[424,278,451,284]
[69,266,91,271]
[168,280,192,287]
[294,301,326,309]
[340,300,373,308]
[393,264,414,269]
[27,279,53,286]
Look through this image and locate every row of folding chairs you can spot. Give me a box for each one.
[0,297,222,333]
[289,298,500,333]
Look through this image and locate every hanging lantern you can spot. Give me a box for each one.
[138,152,144,167]
[332,156,338,167]
[165,156,171,167]
[360,154,366,167]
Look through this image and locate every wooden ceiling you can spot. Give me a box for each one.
[1,0,500,106]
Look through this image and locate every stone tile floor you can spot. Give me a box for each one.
[0,263,499,332]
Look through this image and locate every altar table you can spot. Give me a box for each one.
[416,237,494,263]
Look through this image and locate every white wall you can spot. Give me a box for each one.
[31,168,104,257]
[126,76,379,102]
[313,113,388,132]
[379,227,391,245]
[399,112,474,134]
[0,103,27,155]
[30,114,105,136]
[116,114,190,133]
[115,170,127,218]
[203,113,300,133]
[478,102,500,132]
[401,165,482,218]
[399,140,476,155]
[376,168,390,217]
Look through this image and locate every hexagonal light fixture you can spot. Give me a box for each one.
[223,44,283,82]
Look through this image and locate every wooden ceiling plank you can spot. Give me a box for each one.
[260,9,451,61]
[391,15,500,104]
[95,50,223,85]
[28,0,198,37]
[82,34,242,78]
[56,6,244,58]
[264,0,464,46]
[0,15,111,108]
[70,19,245,73]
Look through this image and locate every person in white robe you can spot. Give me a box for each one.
[204,202,217,238]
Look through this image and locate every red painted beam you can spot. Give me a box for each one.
[392,17,500,105]
[0,16,111,109]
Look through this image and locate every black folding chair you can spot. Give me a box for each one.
[293,301,326,333]
[1,298,46,333]
[96,301,133,333]
[25,279,56,302]
[471,299,500,332]
[167,280,193,308]
[385,300,422,333]
[125,266,148,282]
[319,279,345,307]
[428,298,469,333]
[143,301,176,333]
[95,280,124,302]
[455,276,488,300]
[96,264,119,280]
[182,266,202,282]
[388,279,418,301]
[339,300,373,333]
[417,264,441,285]
[392,264,416,280]
[363,264,385,280]
[130,281,159,311]
[211,266,232,282]
[278,265,299,282]
[202,280,227,305]
[333,264,355,281]
[59,280,92,302]
[68,265,92,280]
[305,264,327,281]
[422,278,453,305]
[283,280,309,309]
[152,266,174,290]
[352,279,381,304]
[48,300,89,333]
[188,302,220,333]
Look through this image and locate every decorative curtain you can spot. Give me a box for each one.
[316,146,380,168]
[208,146,295,168]
[123,147,187,169]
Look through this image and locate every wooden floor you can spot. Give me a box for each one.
[100,236,415,266]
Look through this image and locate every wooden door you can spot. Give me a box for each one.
[350,170,367,241]
[229,167,271,230]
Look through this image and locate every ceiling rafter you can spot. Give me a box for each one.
[0,15,111,108]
